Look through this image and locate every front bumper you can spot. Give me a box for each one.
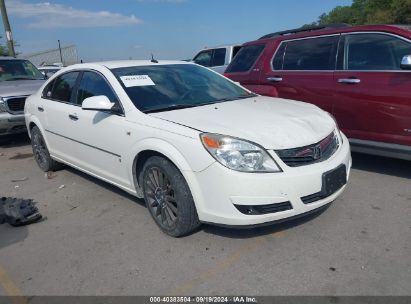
[0,112,27,135]
[187,133,352,226]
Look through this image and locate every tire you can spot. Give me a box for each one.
[31,126,62,172]
[140,156,200,237]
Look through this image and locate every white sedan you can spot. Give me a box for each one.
[25,60,351,237]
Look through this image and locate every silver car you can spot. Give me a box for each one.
[0,57,45,136]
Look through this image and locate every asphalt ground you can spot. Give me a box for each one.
[0,134,410,296]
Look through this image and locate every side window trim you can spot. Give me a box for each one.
[41,69,125,114]
[338,31,411,72]
[271,41,287,70]
[335,34,345,70]
[270,34,340,72]
[71,71,83,105]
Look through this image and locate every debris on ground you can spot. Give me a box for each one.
[67,203,79,211]
[58,185,65,189]
[45,171,57,179]
[11,177,28,183]
[0,197,43,226]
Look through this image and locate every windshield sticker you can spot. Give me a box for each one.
[120,75,155,87]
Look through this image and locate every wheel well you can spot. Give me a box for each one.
[133,150,174,191]
[29,122,37,131]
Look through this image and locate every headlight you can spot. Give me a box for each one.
[326,112,343,143]
[200,133,282,173]
[0,98,6,113]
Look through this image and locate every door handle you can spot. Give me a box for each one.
[338,78,361,84]
[267,76,283,82]
[68,114,79,121]
[37,106,44,112]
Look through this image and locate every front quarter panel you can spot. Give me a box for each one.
[24,94,41,138]
[124,117,216,192]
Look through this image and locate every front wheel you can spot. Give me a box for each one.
[31,126,62,172]
[141,156,200,237]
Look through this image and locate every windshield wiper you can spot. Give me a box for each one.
[237,93,258,99]
[144,104,200,114]
[212,94,257,103]
[144,94,258,114]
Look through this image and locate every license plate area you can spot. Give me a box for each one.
[321,164,347,197]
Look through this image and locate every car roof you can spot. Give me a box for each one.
[68,60,191,70]
[200,44,242,50]
[248,24,411,45]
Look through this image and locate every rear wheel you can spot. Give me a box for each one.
[141,156,200,237]
[31,126,62,172]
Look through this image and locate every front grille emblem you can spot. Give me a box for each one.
[275,131,338,167]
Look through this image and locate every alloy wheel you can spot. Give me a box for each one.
[144,167,178,229]
[32,133,48,169]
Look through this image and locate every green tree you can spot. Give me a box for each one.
[317,6,354,25]
[309,0,411,26]
[0,35,8,56]
[391,0,411,23]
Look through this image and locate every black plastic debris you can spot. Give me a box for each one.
[0,197,43,226]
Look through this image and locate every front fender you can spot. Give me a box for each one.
[25,115,49,144]
[125,136,214,191]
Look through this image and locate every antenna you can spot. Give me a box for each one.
[151,53,158,63]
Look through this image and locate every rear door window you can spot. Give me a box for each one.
[225,44,265,73]
[282,36,339,70]
[343,33,411,70]
[49,72,80,103]
[211,48,226,66]
[193,50,213,67]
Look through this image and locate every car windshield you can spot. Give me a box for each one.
[111,64,256,113]
[0,59,45,82]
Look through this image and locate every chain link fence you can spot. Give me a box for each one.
[21,45,79,67]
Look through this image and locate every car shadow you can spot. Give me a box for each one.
[60,152,409,239]
[201,204,330,239]
[351,152,411,179]
[0,133,30,148]
[64,167,146,208]
[65,166,328,239]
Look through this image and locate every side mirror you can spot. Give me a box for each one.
[82,95,114,112]
[400,55,411,70]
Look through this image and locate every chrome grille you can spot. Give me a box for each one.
[4,96,27,113]
[276,131,339,167]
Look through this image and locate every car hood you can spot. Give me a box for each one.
[149,96,336,149]
[0,79,45,98]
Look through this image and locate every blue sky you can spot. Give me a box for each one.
[2,0,352,61]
